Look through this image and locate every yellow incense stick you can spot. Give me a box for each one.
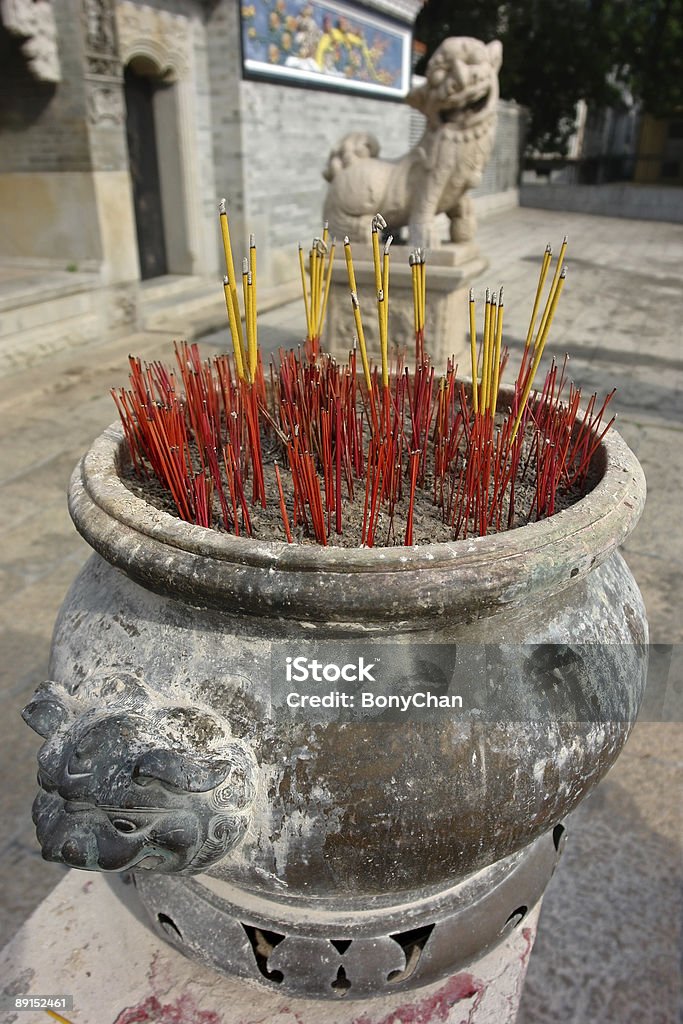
[533,236,567,357]
[344,236,358,294]
[371,217,383,344]
[298,243,312,340]
[487,294,498,413]
[413,249,425,336]
[248,271,257,381]
[248,235,258,380]
[314,237,328,338]
[382,235,392,342]
[510,268,567,443]
[223,275,245,380]
[490,287,504,417]
[480,289,492,412]
[371,214,385,292]
[378,287,389,389]
[218,199,246,367]
[241,257,253,383]
[241,257,249,311]
[469,287,478,413]
[351,291,372,390]
[308,247,316,336]
[317,239,335,340]
[344,237,372,390]
[523,244,552,357]
[410,253,420,338]
[314,242,322,333]
[371,214,387,354]
[316,245,324,331]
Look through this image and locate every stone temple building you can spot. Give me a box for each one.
[0,0,523,371]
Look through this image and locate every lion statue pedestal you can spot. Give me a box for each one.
[325,240,488,369]
[322,36,501,366]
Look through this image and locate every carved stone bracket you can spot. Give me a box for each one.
[23,671,259,874]
[115,0,190,81]
[0,0,61,82]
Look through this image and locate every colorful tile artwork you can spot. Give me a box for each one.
[240,1,411,97]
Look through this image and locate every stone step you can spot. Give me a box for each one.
[0,330,171,408]
[140,278,301,335]
[0,287,100,339]
[0,309,103,374]
[138,274,206,305]
[0,269,99,315]
[141,288,225,334]
[0,271,300,376]
[0,275,138,377]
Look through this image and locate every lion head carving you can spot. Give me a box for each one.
[408,37,502,128]
[322,36,502,248]
[23,672,258,874]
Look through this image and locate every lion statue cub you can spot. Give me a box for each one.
[323,37,502,248]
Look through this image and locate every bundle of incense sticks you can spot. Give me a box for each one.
[112,205,614,546]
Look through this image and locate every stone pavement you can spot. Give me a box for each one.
[0,207,681,1022]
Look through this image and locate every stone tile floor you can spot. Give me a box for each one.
[0,207,681,1021]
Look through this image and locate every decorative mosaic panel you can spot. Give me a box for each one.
[240,1,411,98]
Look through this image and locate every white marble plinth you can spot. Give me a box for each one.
[0,871,541,1024]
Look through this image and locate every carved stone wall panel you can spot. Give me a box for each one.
[87,82,125,126]
[82,0,120,75]
[81,0,124,132]
[0,0,62,82]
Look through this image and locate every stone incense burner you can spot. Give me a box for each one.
[23,399,647,1000]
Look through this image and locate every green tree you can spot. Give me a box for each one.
[617,0,683,117]
[414,0,682,155]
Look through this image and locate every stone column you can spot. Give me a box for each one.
[82,0,140,285]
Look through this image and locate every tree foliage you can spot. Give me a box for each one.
[414,0,683,155]
[618,0,683,117]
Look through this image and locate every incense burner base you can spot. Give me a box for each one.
[132,827,563,999]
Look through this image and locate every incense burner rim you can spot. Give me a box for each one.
[67,410,645,622]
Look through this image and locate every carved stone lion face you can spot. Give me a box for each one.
[23,673,258,874]
[410,37,502,126]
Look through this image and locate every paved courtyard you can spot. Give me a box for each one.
[0,206,681,1022]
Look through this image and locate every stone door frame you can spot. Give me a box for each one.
[116,2,206,278]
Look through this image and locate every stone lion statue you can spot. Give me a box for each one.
[323,37,502,248]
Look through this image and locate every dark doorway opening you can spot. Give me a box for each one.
[124,65,168,280]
